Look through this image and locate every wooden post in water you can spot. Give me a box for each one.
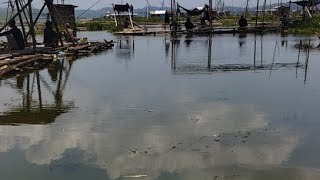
[253,34,257,68]
[260,35,264,66]
[296,40,302,78]
[304,39,311,84]
[36,71,43,110]
[208,35,212,69]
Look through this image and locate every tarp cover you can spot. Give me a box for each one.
[114,4,132,12]
[177,4,209,16]
[291,0,320,7]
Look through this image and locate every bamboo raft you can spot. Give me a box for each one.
[0,41,114,78]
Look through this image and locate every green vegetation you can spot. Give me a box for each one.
[77,20,122,32]
[76,14,320,35]
[288,16,320,34]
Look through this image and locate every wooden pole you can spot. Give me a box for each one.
[0,0,33,32]
[245,0,249,17]
[26,3,46,38]
[128,9,134,29]
[45,0,64,46]
[209,0,213,30]
[208,35,212,69]
[15,0,27,40]
[51,3,75,45]
[254,34,257,67]
[18,0,32,28]
[255,0,259,27]
[262,0,267,29]
[36,70,43,110]
[28,0,37,52]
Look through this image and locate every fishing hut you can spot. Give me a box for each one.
[290,0,320,18]
[0,0,114,78]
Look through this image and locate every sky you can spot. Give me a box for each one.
[2,0,292,10]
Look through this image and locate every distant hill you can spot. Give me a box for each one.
[0,3,312,21]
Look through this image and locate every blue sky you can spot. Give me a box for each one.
[3,0,291,9]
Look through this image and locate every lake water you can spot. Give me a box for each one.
[1,32,320,179]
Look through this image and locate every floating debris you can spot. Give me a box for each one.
[122,175,148,178]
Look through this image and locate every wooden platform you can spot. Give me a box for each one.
[114,26,279,36]
[0,41,114,78]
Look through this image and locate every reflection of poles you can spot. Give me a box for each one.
[260,35,263,66]
[253,34,257,68]
[55,60,64,107]
[171,40,177,70]
[269,40,278,77]
[304,39,311,84]
[26,74,31,112]
[36,70,43,110]
[296,40,302,78]
[208,34,212,69]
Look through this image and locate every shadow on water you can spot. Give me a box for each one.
[116,36,135,60]
[0,59,75,125]
[169,33,311,81]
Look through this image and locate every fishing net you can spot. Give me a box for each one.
[177,4,209,16]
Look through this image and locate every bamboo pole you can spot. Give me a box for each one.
[255,0,259,27]
[208,34,212,69]
[18,0,32,29]
[304,39,311,84]
[50,3,75,45]
[45,0,64,46]
[245,0,249,17]
[15,0,27,40]
[26,3,46,38]
[209,0,213,29]
[28,0,37,52]
[0,0,33,32]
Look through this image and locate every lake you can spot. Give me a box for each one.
[0,31,320,179]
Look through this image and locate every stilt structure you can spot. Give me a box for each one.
[0,0,115,78]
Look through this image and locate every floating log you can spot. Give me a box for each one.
[0,55,42,67]
[0,56,43,76]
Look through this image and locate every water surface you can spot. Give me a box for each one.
[1,32,320,179]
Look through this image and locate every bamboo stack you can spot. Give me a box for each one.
[0,55,46,77]
[0,40,115,78]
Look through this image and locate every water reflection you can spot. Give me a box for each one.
[0,59,75,125]
[238,33,247,47]
[0,33,320,179]
[116,36,135,60]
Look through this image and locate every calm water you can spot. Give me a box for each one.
[1,32,320,179]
